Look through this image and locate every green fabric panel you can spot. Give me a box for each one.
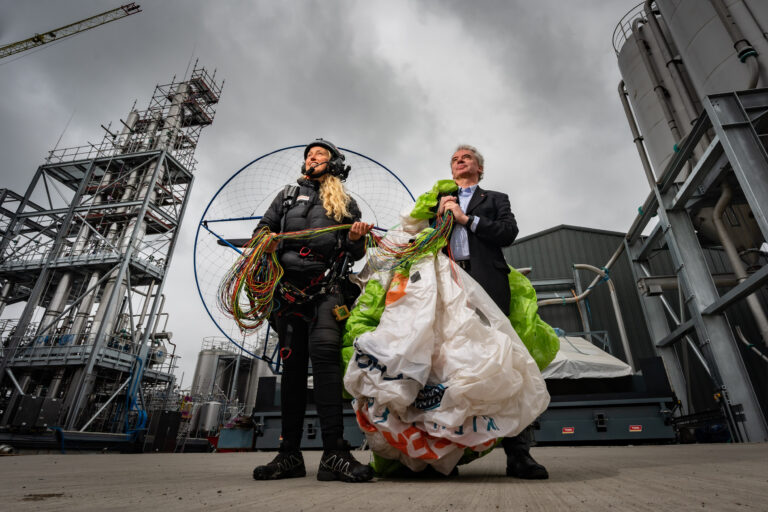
[457,438,503,466]
[370,453,405,477]
[341,279,387,398]
[410,179,458,219]
[342,279,386,350]
[507,266,560,370]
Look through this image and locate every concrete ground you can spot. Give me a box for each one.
[2,444,767,511]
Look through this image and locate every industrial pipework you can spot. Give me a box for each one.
[0,63,223,436]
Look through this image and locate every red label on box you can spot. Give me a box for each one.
[629,425,643,432]
[562,426,575,434]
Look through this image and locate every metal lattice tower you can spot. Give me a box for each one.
[0,63,223,433]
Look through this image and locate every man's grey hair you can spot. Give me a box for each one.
[453,144,484,180]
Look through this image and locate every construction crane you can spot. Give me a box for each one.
[0,3,142,60]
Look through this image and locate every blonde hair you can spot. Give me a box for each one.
[319,175,352,222]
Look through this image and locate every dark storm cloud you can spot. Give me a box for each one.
[432,0,649,233]
[197,1,435,161]
[0,0,651,380]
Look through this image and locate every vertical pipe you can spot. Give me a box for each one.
[48,367,66,397]
[152,294,166,335]
[573,263,636,370]
[618,80,658,189]
[136,280,155,335]
[70,111,139,341]
[632,18,685,145]
[96,89,183,337]
[712,183,768,343]
[229,346,242,404]
[156,83,188,151]
[572,267,592,341]
[36,272,72,336]
[0,159,97,387]
[644,0,700,124]
[0,280,11,317]
[71,272,100,342]
[118,111,140,151]
[66,150,168,429]
[710,0,760,89]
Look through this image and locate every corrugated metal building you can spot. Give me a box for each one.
[503,225,653,368]
[504,224,768,419]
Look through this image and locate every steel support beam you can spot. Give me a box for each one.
[660,196,767,441]
[123,164,195,427]
[636,222,664,261]
[625,238,690,413]
[66,151,168,429]
[0,160,97,385]
[703,264,768,316]
[655,319,696,348]
[705,92,768,242]
[670,138,726,209]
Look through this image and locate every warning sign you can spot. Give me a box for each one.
[629,425,643,432]
[562,426,575,434]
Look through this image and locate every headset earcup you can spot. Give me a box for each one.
[328,157,342,177]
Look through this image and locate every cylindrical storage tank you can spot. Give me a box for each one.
[657,0,768,98]
[197,401,222,432]
[190,349,230,398]
[616,5,688,177]
[616,1,768,176]
[243,358,272,415]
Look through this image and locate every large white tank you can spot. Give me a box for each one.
[616,4,689,177]
[657,0,768,97]
[243,357,273,415]
[615,0,768,177]
[190,349,230,398]
[197,401,222,432]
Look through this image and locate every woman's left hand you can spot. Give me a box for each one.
[348,221,374,241]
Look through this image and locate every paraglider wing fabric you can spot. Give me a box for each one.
[343,251,550,474]
[507,266,560,371]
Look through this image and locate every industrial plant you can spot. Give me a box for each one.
[0,2,767,507]
[0,53,223,448]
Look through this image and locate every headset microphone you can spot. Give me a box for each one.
[300,138,352,182]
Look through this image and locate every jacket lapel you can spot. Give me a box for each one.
[466,186,486,214]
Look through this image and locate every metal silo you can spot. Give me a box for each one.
[190,338,234,399]
[616,0,768,177]
[656,0,768,97]
[614,1,768,442]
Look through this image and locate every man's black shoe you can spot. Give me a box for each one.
[253,450,306,480]
[317,442,374,482]
[506,450,549,479]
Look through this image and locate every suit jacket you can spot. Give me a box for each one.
[443,186,519,313]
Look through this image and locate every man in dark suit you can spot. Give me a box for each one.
[438,144,549,480]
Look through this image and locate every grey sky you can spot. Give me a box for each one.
[0,0,649,384]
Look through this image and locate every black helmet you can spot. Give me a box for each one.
[301,138,351,181]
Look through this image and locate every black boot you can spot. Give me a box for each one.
[502,431,548,480]
[317,440,374,482]
[253,448,306,480]
[506,447,549,479]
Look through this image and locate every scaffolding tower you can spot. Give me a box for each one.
[0,63,223,435]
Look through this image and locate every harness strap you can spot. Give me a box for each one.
[279,184,300,235]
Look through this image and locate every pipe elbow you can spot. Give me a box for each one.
[745,54,760,89]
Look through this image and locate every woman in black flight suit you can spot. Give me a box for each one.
[252,139,374,483]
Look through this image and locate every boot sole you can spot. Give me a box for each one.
[506,467,549,479]
[253,468,306,480]
[316,469,373,482]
